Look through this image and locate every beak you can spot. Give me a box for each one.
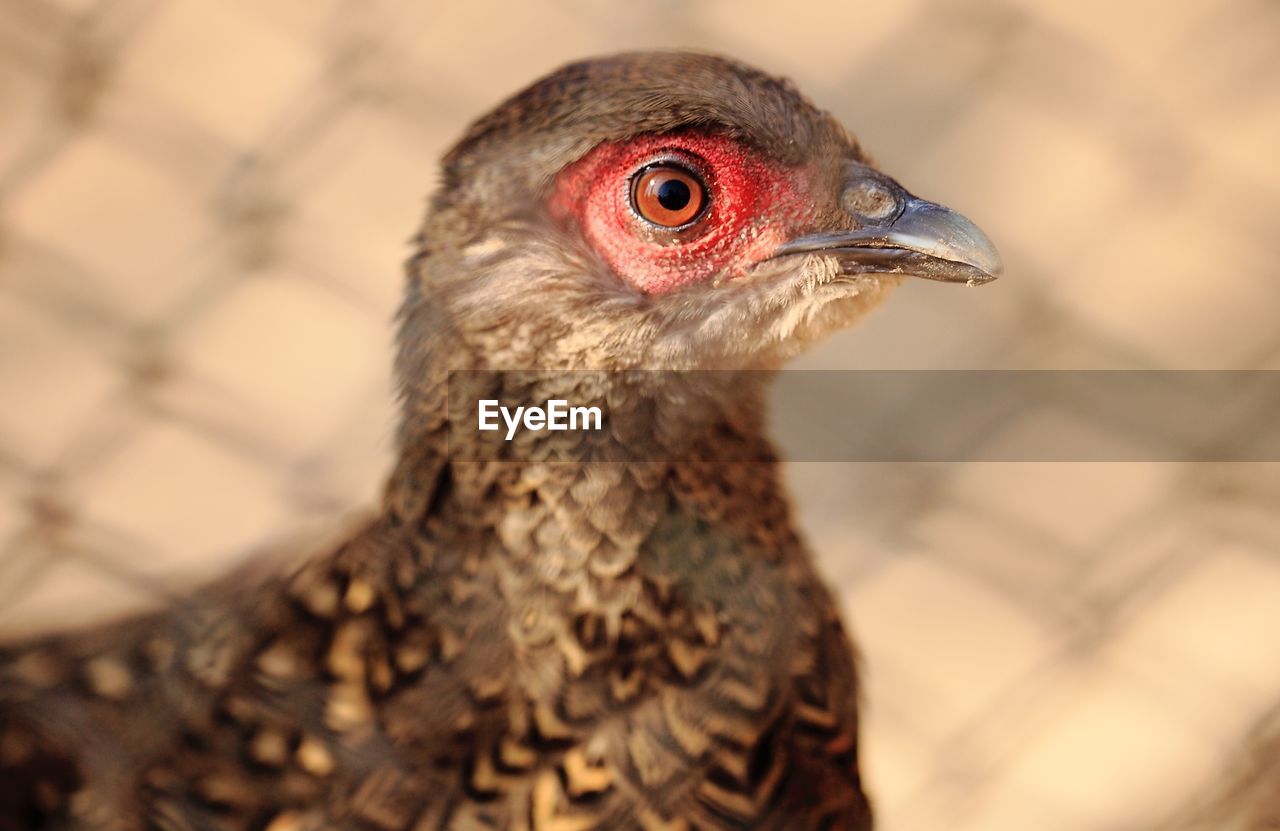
[771,163,1003,285]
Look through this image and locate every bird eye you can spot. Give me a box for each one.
[630,164,707,229]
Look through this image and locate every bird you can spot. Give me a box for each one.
[0,51,1000,831]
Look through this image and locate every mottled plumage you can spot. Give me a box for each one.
[1,52,999,830]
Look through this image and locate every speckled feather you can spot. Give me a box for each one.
[0,52,891,831]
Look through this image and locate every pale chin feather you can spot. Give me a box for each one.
[641,257,899,368]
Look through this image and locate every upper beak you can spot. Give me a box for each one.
[771,163,1003,285]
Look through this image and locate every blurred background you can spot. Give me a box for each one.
[1,0,1278,829]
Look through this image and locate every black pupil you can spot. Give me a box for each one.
[655,177,691,212]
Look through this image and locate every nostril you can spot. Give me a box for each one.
[842,179,900,225]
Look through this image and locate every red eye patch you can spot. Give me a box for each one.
[550,131,818,295]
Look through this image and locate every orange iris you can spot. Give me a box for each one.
[631,165,707,228]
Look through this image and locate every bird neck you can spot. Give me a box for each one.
[383,366,783,524]
[385,286,788,531]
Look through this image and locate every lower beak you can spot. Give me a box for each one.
[771,163,1003,285]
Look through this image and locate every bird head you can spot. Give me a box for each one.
[400,51,1000,375]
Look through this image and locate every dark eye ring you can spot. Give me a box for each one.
[630,163,708,229]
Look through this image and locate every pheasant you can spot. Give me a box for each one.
[0,52,1000,830]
